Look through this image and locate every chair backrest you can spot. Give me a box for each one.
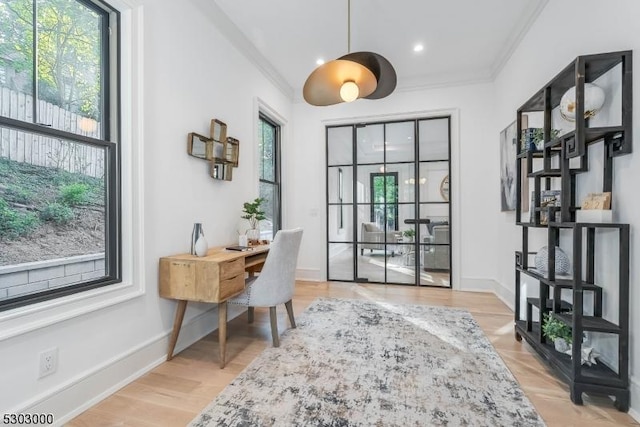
[245,228,303,307]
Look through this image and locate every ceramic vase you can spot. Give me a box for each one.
[195,235,208,257]
[191,223,206,255]
[238,234,249,247]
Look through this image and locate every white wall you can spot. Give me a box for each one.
[289,82,500,290]
[492,0,640,417]
[0,0,292,421]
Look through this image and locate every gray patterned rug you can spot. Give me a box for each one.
[190,298,544,426]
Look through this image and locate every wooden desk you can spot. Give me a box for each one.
[159,245,269,368]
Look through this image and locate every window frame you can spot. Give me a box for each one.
[0,0,121,312]
[258,112,281,238]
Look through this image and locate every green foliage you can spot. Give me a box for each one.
[4,185,34,205]
[0,197,39,239]
[0,0,101,119]
[542,313,573,344]
[402,228,415,239]
[60,183,89,206]
[40,202,74,225]
[242,198,266,228]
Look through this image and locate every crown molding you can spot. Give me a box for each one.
[489,0,549,79]
[193,0,294,100]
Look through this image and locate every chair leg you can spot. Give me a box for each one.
[269,306,279,347]
[247,306,254,324]
[285,300,296,328]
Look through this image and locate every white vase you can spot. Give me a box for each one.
[238,234,248,247]
[194,235,208,257]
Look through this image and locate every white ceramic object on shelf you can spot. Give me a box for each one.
[559,83,606,122]
[534,246,571,274]
[238,234,248,247]
[194,235,208,257]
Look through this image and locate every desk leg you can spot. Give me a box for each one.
[167,300,188,361]
[219,301,228,369]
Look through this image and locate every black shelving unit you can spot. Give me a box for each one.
[513,51,632,412]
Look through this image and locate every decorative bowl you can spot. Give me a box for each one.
[534,246,571,274]
[559,83,605,122]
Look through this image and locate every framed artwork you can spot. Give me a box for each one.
[500,121,517,211]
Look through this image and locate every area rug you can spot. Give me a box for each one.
[190,298,544,426]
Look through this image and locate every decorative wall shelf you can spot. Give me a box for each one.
[513,50,632,412]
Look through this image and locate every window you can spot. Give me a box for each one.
[258,113,281,239]
[0,0,120,311]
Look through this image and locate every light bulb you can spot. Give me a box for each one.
[340,81,359,102]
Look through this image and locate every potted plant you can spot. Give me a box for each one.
[542,313,572,352]
[241,197,266,242]
[402,228,415,242]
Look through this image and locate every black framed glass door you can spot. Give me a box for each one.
[326,116,451,287]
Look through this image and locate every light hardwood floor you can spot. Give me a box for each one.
[68,281,638,426]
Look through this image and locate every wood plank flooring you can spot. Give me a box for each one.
[68,281,638,426]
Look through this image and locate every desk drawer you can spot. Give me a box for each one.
[220,258,244,280]
[219,273,245,300]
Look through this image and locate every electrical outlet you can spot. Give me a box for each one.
[39,347,58,378]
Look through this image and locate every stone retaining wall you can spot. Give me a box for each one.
[0,253,105,300]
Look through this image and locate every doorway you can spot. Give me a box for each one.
[326,117,451,287]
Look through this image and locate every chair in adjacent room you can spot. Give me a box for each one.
[423,224,450,271]
[228,228,303,347]
[360,222,400,256]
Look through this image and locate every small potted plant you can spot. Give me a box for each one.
[241,197,266,242]
[542,313,572,352]
[402,228,415,242]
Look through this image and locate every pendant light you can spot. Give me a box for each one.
[303,0,397,106]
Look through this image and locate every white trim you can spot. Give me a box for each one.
[460,278,515,311]
[191,0,293,100]
[0,0,146,341]
[296,268,322,282]
[12,303,245,425]
[322,108,461,290]
[630,376,640,422]
[489,0,549,79]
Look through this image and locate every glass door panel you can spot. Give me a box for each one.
[327,117,451,288]
[418,161,449,203]
[385,121,415,163]
[328,243,354,282]
[419,118,449,161]
[356,124,384,164]
[328,166,353,204]
[328,126,353,165]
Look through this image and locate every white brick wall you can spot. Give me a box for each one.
[0,253,105,300]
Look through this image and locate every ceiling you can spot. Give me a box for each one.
[213,0,548,100]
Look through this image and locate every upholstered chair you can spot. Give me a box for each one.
[423,224,450,271]
[228,228,303,347]
[360,222,400,256]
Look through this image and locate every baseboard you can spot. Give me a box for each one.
[629,377,640,422]
[15,303,245,426]
[459,277,515,311]
[296,268,322,282]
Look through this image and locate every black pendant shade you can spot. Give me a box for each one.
[338,52,397,100]
[302,0,396,106]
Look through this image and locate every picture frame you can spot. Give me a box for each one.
[210,119,228,142]
[187,132,213,160]
[225,137,240,166]
[500,120,517,211]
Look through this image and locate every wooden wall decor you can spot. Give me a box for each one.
[187,118,240,181]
